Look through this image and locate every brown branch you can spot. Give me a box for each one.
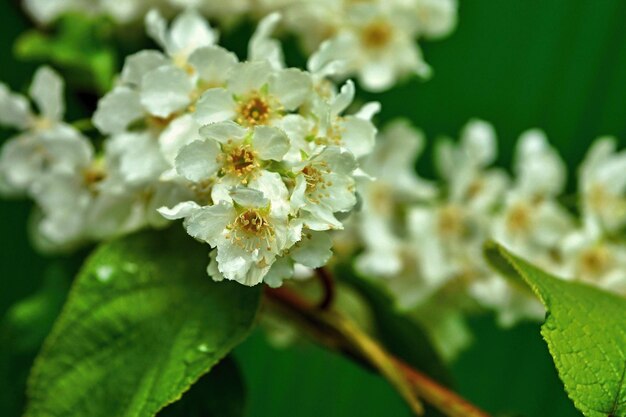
[265,285,491,417]
[315,267,335,310]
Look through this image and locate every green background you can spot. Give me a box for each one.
[3,0,625,416]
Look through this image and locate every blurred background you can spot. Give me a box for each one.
[3,1,626,416]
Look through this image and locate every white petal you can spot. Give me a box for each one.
[515,129,566,196]
[145,9,168,51]
[248,12,284,69]
[338,116,377,158]
[169,9,218,57]
[355,101,381,120]
[158,201,201,220]
[249,171,289,216]
[185,203,234,245]
[30,66,64,121]
[121,133,168,184]
[227,61,272,96]
[87,191,143,239]
[207,250,224,282]
[216,243,265,286]
[308,34,353,76]
[300,206,343,231]
[332,80,355,116]
[461,119,497,166]
[159,114,202,164]
[269,68,312,110]
[263,257,294,288]
[121,50,168,85]
[194,88,236,125]
[0,84,31,129]
[199,120,247,143]
[360,61,395,92]
[188,46,238,85]
[320,146,357,174]
[291,231,332,268]
[93,87,144,134]
[0,135,44,192]
[140,65,193,118]
[253,126,289,160]
[230,186,269,207]
[175,139,221,182]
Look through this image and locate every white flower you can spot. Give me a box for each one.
[183,187,298,285]
[578,137,626,236]
[355,120,436,282]
[309,80,380,159]
[174,121,290,200]
[469,274,545,327]
[263,231,333,288]
[559,229,626,295]
[291,146,358,230]
[0,67,92,195]
[145,8,218,66]
[412,0,458,39]
[194,60,313,127]
[492,130,573,270]
[361,119,436,200]
[309,3,430,91]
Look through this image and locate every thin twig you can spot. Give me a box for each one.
[265,285,491,417]
[315,267,335,310]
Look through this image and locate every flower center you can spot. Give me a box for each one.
[438,205,466,238]
[361,21,393,49]
[220,145,259,184]
[579,246,612,278]
[228,209,276,252]
[506,203,532,234]
[237,93,272,126]
[302,162,332,204]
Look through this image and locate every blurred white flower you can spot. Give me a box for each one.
[578,137,626,236]
[0,67,92,195]
[310,3,430,91]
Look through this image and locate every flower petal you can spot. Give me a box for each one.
[188,46,238,85]
[199,120,247,143]
[291,231,332,268]
[93,87,144,134]
[159,114,202,164]
[0,83,31,129]
[185,203,234,245]
[158,201,201,220]
[140,65,193,118]
[227,61,272,96]
[248,12,284,69]
[269,68,312,110]
[194,88,236,125]
[338,115,377,158]
[175,139,221,182]
[169,8,218,57]
[121,50,168,86]
[29,66,64,121]
[253,126,289,160]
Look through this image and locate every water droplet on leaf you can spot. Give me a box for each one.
[96,265,114,282]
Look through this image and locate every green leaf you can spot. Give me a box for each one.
[490,243,626,417]
[157,356,245,417]
[14,13,117,93]
[25,228,261,417]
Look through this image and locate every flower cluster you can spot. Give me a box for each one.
[350,119,626,336]
[22,0,457,92]
[0,11,378,286]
